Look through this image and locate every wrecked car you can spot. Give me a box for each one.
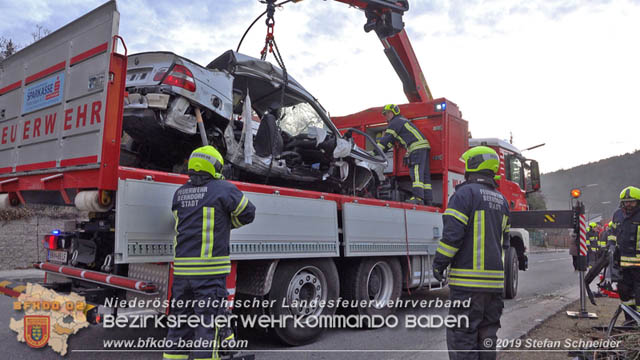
[121,50,387,195]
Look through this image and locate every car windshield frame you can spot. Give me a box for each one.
[208,51,341,138]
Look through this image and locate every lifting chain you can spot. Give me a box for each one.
[256,0,288,108]
[260,0,277,60]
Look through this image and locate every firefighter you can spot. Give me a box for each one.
[432,146,510,360]
[604,221,615,247]
[610,186,640,317]
[598,222,611,252]
[376,104,432,205]
[569,231,579,271]
[586,222,600,268]
[589,222,614,296]
[163,145,256,360]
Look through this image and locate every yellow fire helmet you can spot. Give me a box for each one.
[461,146,499,174]
[382,104,400,116]
[188,145,224,179]
[619,186,640,202]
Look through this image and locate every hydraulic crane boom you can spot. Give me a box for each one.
[334,0,432,103]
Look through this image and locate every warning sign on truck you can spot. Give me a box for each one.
[22,74,65,114]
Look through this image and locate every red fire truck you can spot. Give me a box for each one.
[0,0,544,346]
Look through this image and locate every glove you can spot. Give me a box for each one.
[432,264,446,282]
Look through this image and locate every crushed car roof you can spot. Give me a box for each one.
[207,50,324,111]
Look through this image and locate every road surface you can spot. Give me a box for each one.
[0,251,579,359]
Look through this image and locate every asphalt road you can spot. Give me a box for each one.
[0,251,578,360]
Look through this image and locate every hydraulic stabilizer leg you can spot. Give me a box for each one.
[584,248,613,305]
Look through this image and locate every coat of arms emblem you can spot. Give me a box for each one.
[24,315,50,348]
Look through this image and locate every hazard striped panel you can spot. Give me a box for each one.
[0,279,28,298]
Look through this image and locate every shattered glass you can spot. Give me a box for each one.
[278,102,329,136]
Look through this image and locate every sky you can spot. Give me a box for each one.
[1,0,639,173]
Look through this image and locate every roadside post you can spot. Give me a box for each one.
[566,198,597,318]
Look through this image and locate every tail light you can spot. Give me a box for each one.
[153,67,168,81]
[162,64,196,92]
[43,235,58,250]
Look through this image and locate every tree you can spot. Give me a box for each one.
[1,25,51,62]
[0,37,19,61]
[526,192,547,210]
[31,25,51,42]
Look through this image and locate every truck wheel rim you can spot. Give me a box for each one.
[286,266,327,317]
[367,261,393,309]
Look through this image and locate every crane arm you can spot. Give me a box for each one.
[333,0,432,103]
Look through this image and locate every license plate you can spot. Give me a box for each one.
[47,250,68,264]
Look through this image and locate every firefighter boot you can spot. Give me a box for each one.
[218,326,237,357]
[218,307,238,357]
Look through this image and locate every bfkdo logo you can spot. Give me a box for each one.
[24,315,50,348]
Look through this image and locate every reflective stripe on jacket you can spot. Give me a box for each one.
[600,229,612,248]
[433,177,510,292]
[587,230,600,251]
[172,177,256,277]
[597,236,607,248]
[376,115,430,154]
[612,208,640,267]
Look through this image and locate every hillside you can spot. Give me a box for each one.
[540,150,640,222]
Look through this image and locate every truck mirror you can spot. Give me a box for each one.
[528,160,541,193]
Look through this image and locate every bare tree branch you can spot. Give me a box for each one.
[31,24,51,42]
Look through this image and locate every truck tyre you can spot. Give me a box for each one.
[341,257,402,319]
[504,247,519,299]
[267,258,339,346]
